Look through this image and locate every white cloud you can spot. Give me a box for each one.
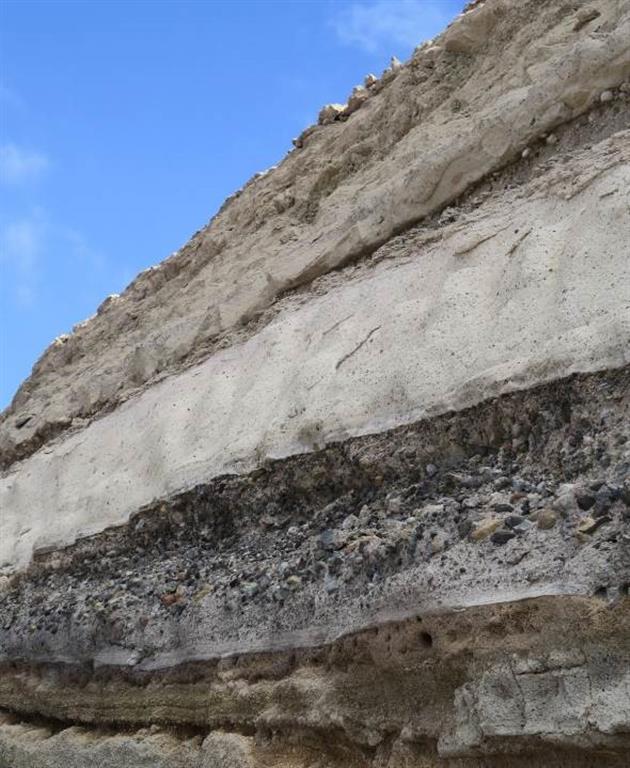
[330,0,451,54]
[0,212,46,307]
[64,226,107,273]
[0,143,49,184]
[0,213,110,308]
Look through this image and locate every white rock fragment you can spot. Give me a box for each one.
[600,89,614,103]
[318,103,345,125]
[423,45,443,62]
[345,85,369,116]
[96,294,120,315]
[413,39,433,57]
[381,56,403,84]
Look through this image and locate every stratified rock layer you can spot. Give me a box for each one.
[1,0,629,766]
[2,115,629,578]
[2,0,629,468]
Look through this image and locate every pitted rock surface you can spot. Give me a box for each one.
[1,1,629,766]
[1,0,629,468]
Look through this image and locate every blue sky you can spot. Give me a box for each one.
[0,0,464,408]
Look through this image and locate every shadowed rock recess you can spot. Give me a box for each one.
[1,1,629,766]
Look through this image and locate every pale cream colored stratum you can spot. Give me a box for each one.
[1,0,629,466]
[1,131,629,574]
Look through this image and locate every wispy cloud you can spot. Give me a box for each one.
[0,82,24,111]
[0,143,49,184]
[64,226,107,274]
[0,211,109,309]
[330,0,451,54]
[0,211,46,307]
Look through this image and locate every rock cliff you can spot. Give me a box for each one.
[1,1,629,766]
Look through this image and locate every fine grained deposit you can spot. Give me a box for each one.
[1,1,629,766]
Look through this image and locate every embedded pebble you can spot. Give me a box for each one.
[536,509,558,530]
[471,518,502,541]
[576,491,596,511]
[504,514,526,529]
[491,530,516,546]
[318,103,345,125]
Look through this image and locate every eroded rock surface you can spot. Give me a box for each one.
[1,0,629,766]
[2,0,629,468]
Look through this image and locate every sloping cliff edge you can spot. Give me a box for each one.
[1,1,629,766]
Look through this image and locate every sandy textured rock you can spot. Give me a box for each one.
[2,0,629,468]
[0,717,260,768]
[0,717,203,768]
[2,597,630,767]
[1,131,629,575]
[1,1,629,766]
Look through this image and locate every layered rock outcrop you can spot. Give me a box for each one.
[1,1,629,766]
